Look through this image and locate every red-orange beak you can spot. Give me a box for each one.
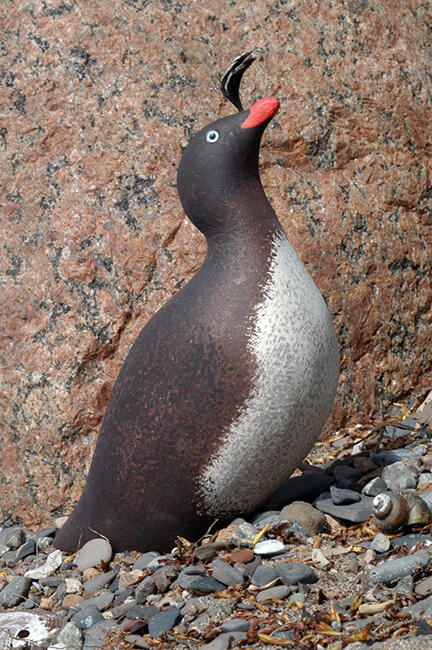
[241,97,280,129]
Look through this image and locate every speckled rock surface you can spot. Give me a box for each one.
[1,0,432,527]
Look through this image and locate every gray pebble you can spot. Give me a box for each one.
[382,445,427,463]
[369,548,430,584]
[71,604,104,629]
[231,522,259,545]
[381,461,418,491]
[78,590,114,611]
[391,533,432,550]
[131,551,160,571]
[123,634,151,649]
[251,564,278,587]
[23,597,38,609]
[189,576,227,595]
[55,621,83,650]
[315,496,373,522]
[147,606,181,637]
[211,559,245,586]
[16,539,36,561]
[276,562,317,585]
[251,511,283,528]
[5,528,26,550]
[402,593,432,618]
[370,532,391,553]
[37,536,53,550]
[83,569,117,593]
[194,543,228,561]
[256,585,291,602]
[74,539,112,572]
[330,486,361,505]
[0,576,32,607]
[220,618,250,633]
[82,619,118,648]
[395,575,414,595]
[135,576,157,603]
[362,477,388,497]
[152,565,179,593]
[418,473,432,488]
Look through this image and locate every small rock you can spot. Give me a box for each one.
[362,477,389,496]
[198,631,247,650]
[225,549,254,564]
[16,539,36,561]
[40,596,56,610]
[281,501,329,534]
[254,539,285,555]
[194,543,228,561]
[369,548,430,584]
[78,591,114,611]
[276,562,318,585]
[53,622,82,650]
[256,585,291,602]
[24,549,63,579]
[370,532,391,553]
[251,564,279,587]
[55,516,69,529]
[418,473,432,488]
[62,594,85,610]
[5,527,26,549]
[330,486,361,505]
[0,576,32,607]
[315,496,373,522]
[214,523,240,544]
[65,578,83,594]
[147,606,181,638]
[123,634,150,649]
[83,569,116,592]
[153,565,179,593]
[211,559,244,586]
[220,618,250,633]
[71,604,104,629]
[82,567,101,581]
[37,536,54,550]
[74,539,112,572]
[395,575,414,595]
[415,576,432,596]
[189,576,227,595]
[381,461,418,491]
[118,569,143,590]
[82,619,118,648]
[382,445,427,464]
[413,390,432,425]
[135,576,157,603]
[131,551,160,571]
[231,522,259,546]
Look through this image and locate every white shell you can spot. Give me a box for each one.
[253,539,285,555]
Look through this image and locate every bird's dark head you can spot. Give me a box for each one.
[177,52,279,238]
[177,97,279,237]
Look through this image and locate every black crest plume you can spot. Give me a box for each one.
[220,50,256,112]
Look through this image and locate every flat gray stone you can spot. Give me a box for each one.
[71,604,104,630]
[83,569,117,593]
[251,564,278,587]
[189,576,227,595]
[220,618,250,633]
[231,522,259,545]
[77,590,114,611]
[381,461,418,491]
[315,496,373,522]
[256,585,291,602]
[330,486,361,505]
[211,559,245,586]
[369,548,431,585]
[276,562,317,585]
[54,622,83,649]
[135,576,157,603]
[82,619,117,648]
[370,533,391,553]
[362,477,388,496]
[131,551,160,571]
[147,606,181,638]
[74,539,112,572]
[402,593,432,617]
[0,576,32,607]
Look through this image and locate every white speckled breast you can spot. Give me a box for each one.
[198,230,339,517]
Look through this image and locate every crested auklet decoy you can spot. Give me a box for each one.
[54,52,339,553]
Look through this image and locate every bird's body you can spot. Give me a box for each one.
[54,71,339,554]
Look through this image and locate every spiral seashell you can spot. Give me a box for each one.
[404,493,432,526]
[372,492,409,533]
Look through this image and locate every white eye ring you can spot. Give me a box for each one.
[206,130,219,143]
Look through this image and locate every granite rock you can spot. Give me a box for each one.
[2,1,432,527]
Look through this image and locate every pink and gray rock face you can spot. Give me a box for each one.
[1,1,431,527]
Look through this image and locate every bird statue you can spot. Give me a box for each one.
[54,52,339,553]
